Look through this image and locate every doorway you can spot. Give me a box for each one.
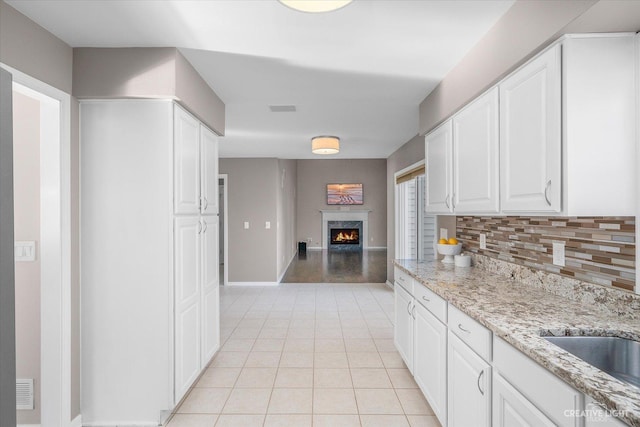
[219,174,228,286]
[2,63,72,427]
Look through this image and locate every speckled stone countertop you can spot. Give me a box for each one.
[394,259,640,427]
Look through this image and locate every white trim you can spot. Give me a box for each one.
[70,415,82,427]
[277,251,297,283]
[394,159,425,179]
[320,209,370,250]
[18,424,41,427]
[394,160,425,261]
[227,282,279,287]
[219,174,228,286]
[4,63,72,427]
[385,280,394,289]
[367,246,387,250]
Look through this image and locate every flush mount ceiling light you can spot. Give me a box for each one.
[312,136,340,155]
[279,0,353,13]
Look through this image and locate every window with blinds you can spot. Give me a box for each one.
[395,166,436,261]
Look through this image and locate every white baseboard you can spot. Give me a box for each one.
[18,424,41,427]
[71,415,82,427]
[367,246,388,250]
[385,280,394,289]
[82,422,158,427]
[306,247,322,251]
[227,281,279,287]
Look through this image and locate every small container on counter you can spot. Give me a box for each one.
[454,253,472,268]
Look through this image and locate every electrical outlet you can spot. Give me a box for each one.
[480,233,487,250]
[243,221,249,229]
[440,228,448,240]
[553,242,565,267]
[265,221,271,229]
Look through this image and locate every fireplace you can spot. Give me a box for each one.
[327,220,363,251]
[331,228,360,245]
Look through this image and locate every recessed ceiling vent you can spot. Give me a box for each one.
[269,105,296,113]
[16,379,34,410]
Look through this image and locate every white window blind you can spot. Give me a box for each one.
[396,173,435,261]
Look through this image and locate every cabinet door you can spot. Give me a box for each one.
[493,372,554,427]
[425,121,453,214]
[453,88,500,213]
[174,217,201,403]
[394,284,414,372]
[201,216,220,365]
[414,303,447,426]
[174,106,201,214]
[500,45,561,213]
[200,125,219,216]
[448,332,491,427]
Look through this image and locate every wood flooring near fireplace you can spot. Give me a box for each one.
[281,250,387,283]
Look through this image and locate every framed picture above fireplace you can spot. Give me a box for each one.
[327,183,363,205]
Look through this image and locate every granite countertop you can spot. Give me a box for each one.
[394,259,640,427]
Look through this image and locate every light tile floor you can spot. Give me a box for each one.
[169,283,441,427]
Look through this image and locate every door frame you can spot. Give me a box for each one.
[219,174,228,286]
[2,63,72,426]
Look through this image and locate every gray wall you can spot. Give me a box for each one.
[276,159,298,280]
[73,47,226,135]
[0,65,16,427]
[418,0,597,135]
[0,1,73,94]
[220,158,279,283]
[296,159,387,250]
[0,1,80,420]
[13,91,41,424]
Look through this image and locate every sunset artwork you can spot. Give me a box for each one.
[327,183,363,205]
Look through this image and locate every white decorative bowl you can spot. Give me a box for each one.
[437,243,463,264]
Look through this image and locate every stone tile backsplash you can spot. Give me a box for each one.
[456,216,636,292]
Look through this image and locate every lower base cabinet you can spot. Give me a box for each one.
[493,372,554,427]
[414,302,447,425]
[448,332,491,427]
[394,283,414,372]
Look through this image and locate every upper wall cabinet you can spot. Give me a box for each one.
[500,45,561,213]
[174,105,219,216]
[453,88,500,213]
[425,33,637,216]
[425,121,453,213]
[561,35,636,216]
[426,88,499,215]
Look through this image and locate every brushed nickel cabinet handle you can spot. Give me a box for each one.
[477,370,485,395]
[544,180,552,206]
[458,323,471,334]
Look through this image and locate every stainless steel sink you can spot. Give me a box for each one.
[543,336,640,389]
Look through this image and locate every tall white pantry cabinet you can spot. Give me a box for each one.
[80,100,220,425]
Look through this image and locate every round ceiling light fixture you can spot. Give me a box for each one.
[279,0,353,13]
[311,136,340,155]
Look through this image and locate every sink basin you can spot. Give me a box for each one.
[544,336,640,389]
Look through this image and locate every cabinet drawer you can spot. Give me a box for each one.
[414,284,447,324]
[494,337,583,427]
[448,305,492,362]
[394,267,414,294]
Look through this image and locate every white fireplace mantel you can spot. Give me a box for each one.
[320,209,371,249]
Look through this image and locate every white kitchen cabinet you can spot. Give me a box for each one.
[493,372,554,427]
[394,283,414,372]
[200,126,219,216]
[174,216,202,402]
[453,87,500,213]
[500,44,562,213]
[414,302,447,426]
[425,121,453,213]
[201,215,220,364]
[174,106,201,215]
[81,100,220,425]
[493,337,583,427]
[448,331,492,427]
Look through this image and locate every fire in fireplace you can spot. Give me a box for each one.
[330,228,360,245]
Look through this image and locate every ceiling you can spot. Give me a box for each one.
[7,0,514,159]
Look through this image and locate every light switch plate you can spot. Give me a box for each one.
[243,221,249,229]
[553,242,565,267]
[440,228,448,240]
[265,221,271,229]
[15,241,36,262]
[480,233,487,250]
